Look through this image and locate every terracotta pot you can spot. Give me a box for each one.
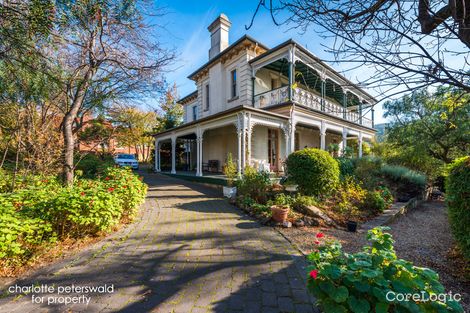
[271,205,290,223]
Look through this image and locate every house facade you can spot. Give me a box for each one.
[153,14,376,176]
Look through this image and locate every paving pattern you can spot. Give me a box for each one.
[0,173,318,313]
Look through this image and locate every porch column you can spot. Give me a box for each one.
[359,101,363,125]
[320,121,326,150]
[171,136,176,174]
[237,131,242,175]
[288,47,295,101]
[251,76,255,107]
[320,79,326,111]
[342,128,348,154]
[371,107,375,128]
[246,116,252,166]
[196,135,203,177]
[156,140,161,172]
[358,132,363,158]
[241,116,247,169]
[343,91,348,119]
[289,121,296,154]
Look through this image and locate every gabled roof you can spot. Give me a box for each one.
[187,35,269,81]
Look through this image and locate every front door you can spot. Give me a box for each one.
[268,129,279,172]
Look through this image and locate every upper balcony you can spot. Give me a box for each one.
[250,41,376,129]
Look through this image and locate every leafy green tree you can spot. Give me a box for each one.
[109,105,157,162]
[157,83,183,131]
[381,88,470,178]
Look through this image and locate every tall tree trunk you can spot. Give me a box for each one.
[62,70,93,186]
[62,112,76,186]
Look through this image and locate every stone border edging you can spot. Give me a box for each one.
[360,197,422,231]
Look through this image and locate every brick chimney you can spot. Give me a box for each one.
[208,14,231,60]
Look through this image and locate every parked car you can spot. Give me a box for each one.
[114,154,139,170]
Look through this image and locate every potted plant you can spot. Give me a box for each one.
[283,178,298,192]
[270,193,292,223]
[223,153,237,198]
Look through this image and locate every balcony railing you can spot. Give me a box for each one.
[254,86,289,109]
[254,86,372,128]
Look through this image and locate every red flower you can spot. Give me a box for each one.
[80,192,85,196]
[123,185,127,189]
[138,177,143,181]
[108,187,115,192]
[309,270,318,279]
[316,232,324,239]
[314,240,320,245]
[105,177,110,181]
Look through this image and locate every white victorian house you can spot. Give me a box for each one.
[153,14,376,176]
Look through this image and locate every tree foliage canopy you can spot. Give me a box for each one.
[249,0,470,98]
[376,87,470,179]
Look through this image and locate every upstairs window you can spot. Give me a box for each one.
[204,84,210,111]
[192,105,197,121]
[231,69,237,98]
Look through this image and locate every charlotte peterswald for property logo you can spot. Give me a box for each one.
[386,290,462,303]
[7,283,115,306]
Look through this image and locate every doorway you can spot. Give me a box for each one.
[268,129,279,172]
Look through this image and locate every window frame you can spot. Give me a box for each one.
[192,105,197,121]
[230,69,237,98]
[204,84,210,111]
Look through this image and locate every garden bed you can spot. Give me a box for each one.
[278,200,470,312]
[0,167,147,277]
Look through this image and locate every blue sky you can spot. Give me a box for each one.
[156,1,389,123]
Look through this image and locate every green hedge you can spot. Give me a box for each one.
[286,148,340,197]
[336,157,355,178]
[0,167,147,264]
[446,156,470,260]
[75,153,116,178]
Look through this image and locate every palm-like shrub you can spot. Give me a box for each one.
[446,156,470,259]
[286,148,340,197]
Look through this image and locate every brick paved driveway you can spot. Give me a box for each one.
[0,173,318,313]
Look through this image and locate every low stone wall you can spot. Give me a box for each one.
[360,193,429,231]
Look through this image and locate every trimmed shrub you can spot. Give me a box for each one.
[75,153,115,178]
[354,156,383,188]
[336,157,355,178]
[286,148,340,197]
[380,164,427,197]
[446,156,470,259]
[362,191,387,213]
[307,227,464,313]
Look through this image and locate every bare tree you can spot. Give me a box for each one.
[3,0,174,185]
[247,0,470,99]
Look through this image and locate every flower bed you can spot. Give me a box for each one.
[0,167,147,270]
[306,227,464,313]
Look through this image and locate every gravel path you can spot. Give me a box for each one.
[279,200,470,311]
